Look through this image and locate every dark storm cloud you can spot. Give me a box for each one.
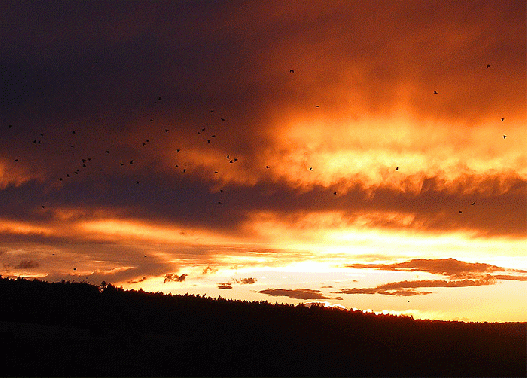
[2,0,524,144]
[0,170,525,240]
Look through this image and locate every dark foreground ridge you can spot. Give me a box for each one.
[1,277,525,377]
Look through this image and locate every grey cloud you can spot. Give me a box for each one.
[259,288,331,300]
[13,260,40,269]
[163,273,187,283]
[235,277,257,285]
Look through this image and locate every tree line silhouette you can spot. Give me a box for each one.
[1,276,525,376]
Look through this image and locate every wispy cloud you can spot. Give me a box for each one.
[339,258,527,296]
[338,277,496,296]
[127,276,147,284]
[259,288,331,300]
[346,258,527,278]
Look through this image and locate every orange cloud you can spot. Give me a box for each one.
[339,258,527,296]
[345,258,527,278]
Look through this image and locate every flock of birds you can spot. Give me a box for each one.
[6,65,510,209]
[4,65,510,275]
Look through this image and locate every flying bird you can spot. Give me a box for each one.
[471,202,476,205]
[487,64,490,68]
[290,69,294,73]
[433,91,438,94]
[503,135,507,139]
[396,167,399,171]
[501,117,505,121]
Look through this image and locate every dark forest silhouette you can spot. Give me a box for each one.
[1,276,525,377]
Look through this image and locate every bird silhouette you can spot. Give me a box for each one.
[501,117,505,121]
[433,91,438,94]
[396,167,399,171]
[487,64,490,68]
[503,135,507,139]
[290,69,294,73]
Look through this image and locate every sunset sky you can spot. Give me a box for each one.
[1,1,526,322]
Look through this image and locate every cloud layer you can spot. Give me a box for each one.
[0,1,525,287]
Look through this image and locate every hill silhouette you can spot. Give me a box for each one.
[1,276,525,376]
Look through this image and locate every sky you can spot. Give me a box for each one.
[1,0,526,322]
